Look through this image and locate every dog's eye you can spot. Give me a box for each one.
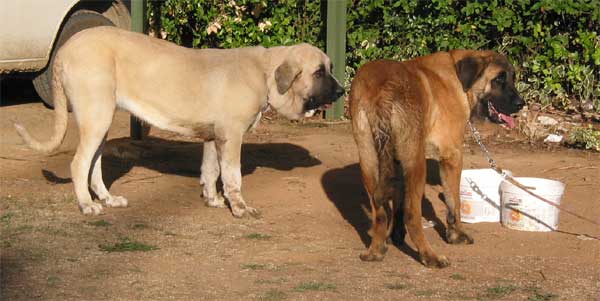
[493,74,505,86]
[314,69,324,78]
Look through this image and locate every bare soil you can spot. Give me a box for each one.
[1,81,600,300]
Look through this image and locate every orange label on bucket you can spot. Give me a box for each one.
[510,210,522,222]
[461,202,472,215]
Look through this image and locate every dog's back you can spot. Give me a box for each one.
[349,59,430,166]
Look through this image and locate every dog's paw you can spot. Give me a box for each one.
[359,244,388,262]
[245,206,261,219]
[231,204,261,219]
[105,195,129,208]
[359,251,385,262]
[420,254,451,268]
[79,201,103,215]
[205,194,226,208]
[446,229,474,244]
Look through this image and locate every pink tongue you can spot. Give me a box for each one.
[498,113,515,128]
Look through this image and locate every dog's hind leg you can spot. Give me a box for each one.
[400,149,450,268]
[69,79,117,215]
[439,152,474,244]
[90,149,128,208]
[353,110,393,261]
[71,123,112,215]
[200,141,226,208]
[358,163,394,262]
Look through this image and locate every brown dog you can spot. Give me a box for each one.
[349,50,524,268]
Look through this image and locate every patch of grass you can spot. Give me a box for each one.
[260,289,287,301]
[245,233,271,240]
[14,224,34,234]
[385,283,409,290]
[450,273,467,280]
[293,281,336,292]
[132,223,149,230]
[0,212,15,223]
[47,275,60,286]
[453,292,476,300]
[38,226,69,237]
[22,247,49,262]
[484,285,516,299]
[526,288,559,301]
[256,278,287,285]
[241,263,267,270]
[99,238,158,253]
[88,220,111,227]
[415,290,436,297]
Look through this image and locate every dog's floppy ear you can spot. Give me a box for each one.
[456,56,488,92]
[275,60,301,94]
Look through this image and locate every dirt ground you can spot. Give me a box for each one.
[1,81,600,300]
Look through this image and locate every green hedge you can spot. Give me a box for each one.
[150,0,600,113]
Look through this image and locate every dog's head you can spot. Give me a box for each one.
[455,52,525,127]
[269,43,344,120]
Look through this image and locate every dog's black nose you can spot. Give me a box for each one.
[334,85,345,99]
[514,96,525,109]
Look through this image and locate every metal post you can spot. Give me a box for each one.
[130,0,147,139]
[325,0,347,120]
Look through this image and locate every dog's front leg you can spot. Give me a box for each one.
[200,141,226,208]
[215,132,261,218]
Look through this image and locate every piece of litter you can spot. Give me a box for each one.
[537,116,559,126]
[543,134,563,143]
[422,220,436,229]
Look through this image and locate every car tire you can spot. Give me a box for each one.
[33,10,114,108]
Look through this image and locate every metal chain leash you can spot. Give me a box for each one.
[466,120,600,229]
[467,120,509,179]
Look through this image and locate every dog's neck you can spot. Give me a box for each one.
[264,47,286,107]
[466,91,478,114]
[261,46,302,119]
[465,82,487,120]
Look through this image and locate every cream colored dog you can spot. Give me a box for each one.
[15,26,343,217]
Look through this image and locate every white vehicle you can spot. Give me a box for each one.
[0,0,131,107]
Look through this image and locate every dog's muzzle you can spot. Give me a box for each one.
[304,97,332,111]
[304,86,344,111]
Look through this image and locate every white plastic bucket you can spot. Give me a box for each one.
[500,177,565,232]
[459,169,511,223]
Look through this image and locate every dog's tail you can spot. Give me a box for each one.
[368,102,400,237]
[350,98,398,239]
[14,59,69,153]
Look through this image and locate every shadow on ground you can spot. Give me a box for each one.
[42,136,322,190]
[321,161,449,263]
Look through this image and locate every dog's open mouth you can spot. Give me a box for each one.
[304,97,333,111]
[303,98,334,117]
[488,101,516,128]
